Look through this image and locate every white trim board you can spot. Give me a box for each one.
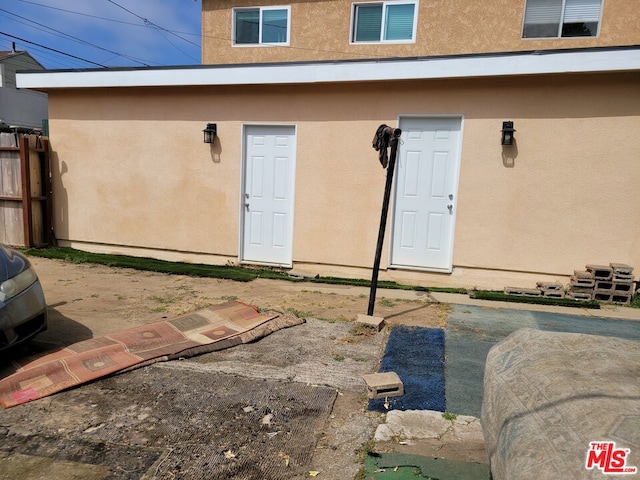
[17,47,640,90]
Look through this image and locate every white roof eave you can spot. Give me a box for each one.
[16,48,640,90]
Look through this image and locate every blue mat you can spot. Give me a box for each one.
[368,326,445,412]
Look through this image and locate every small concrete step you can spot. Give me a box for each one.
[356,314,385,332]
[363,372,404,399]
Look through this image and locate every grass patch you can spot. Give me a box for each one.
[284,307,312,318]
[219,295,239,302]
[24,247,261,282]
[378,298,397,307]
[349,323,377,337]
[471,290,601,309]
[22,247,468,294]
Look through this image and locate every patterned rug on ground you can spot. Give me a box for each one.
[0,301,298,408]
[368,325,445,412]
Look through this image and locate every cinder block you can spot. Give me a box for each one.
[356,314,385,332]
[363,372,404,399]
[569,285,594,295]
[610,263,634,275]
[542,290,565,299]
[566,291,593,301]
[536,282,563,291]
[613,282,634,293]
[594,292,613,302]
[612,294,632,305]
[595,281,614,292]
[574,270,594,279]
[586,265,613,280]
[570,276,595,288]
[594,292,631,305]
[504,287,542,297]
[613,273,635,282]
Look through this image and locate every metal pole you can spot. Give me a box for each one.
[368,128,401,316]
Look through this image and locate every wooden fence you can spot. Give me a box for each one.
[0,132,53,247]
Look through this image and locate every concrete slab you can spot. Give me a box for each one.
[373,410,487,465]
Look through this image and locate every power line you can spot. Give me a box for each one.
[0,36,89,69]
[3,0,201,67]
[0,7,151,66]
[17,0,151,29]
[105,0,200,48]
[0,31,106,67]
[104,0,200,63]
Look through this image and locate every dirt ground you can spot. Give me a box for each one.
[28,257,447,337]
[2,256,456,480]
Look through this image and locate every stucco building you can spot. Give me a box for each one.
[16,0,640,290]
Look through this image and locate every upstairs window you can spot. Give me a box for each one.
[523,0,602,38]
[233,6,290,45]
[351,1,418,43]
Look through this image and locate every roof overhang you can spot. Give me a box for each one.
[16,46,640,90]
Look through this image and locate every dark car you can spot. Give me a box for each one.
[0,245,47,351]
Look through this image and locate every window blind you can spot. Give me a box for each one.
[384,3,415,40]
[524,0,562,25]
[262,9,288,43]
[235,9,260,44]
[563,0,601,22]
[355,5,383,42]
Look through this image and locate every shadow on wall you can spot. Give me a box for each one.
[502,140,518,168]
[208,135,222,163]
[51,151,69,242]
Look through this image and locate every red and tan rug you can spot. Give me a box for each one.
[0,301,299,408]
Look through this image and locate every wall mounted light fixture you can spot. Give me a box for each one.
[501,121,516,146]
[203,123,217,143]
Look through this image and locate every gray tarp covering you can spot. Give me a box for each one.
[482,328,640,479]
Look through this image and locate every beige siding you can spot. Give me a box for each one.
[46,72,640,289]
[202,0,640,64]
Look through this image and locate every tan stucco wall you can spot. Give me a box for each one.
[46,72,640,289]
[202,0,640,64]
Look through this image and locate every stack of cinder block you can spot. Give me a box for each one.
[567,264,635,305]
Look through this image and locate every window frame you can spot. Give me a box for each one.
[232,5,291,47]
[350,0,419,44]
[521,0,603,39]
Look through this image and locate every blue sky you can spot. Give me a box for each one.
[0,0,202,69]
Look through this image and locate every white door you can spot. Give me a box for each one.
[390,117,462,272]
[241,125,296,266]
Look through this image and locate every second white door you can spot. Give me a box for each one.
[391,117,462,272]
